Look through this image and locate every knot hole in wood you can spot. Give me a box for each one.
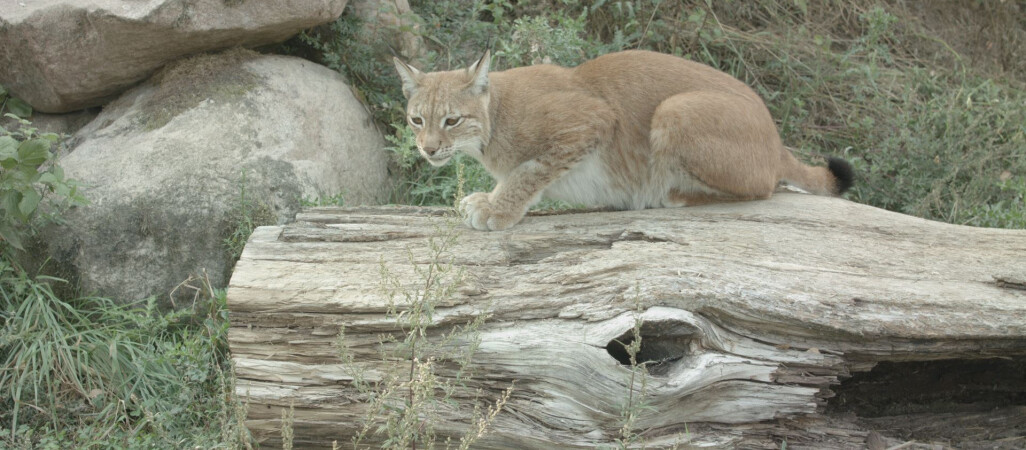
[604,318,703,376]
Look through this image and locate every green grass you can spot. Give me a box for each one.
[0,266,249,449]
[223,170,276,266]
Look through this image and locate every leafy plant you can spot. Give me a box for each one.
[964,176,1026,229]
[494,12,590,67]
[0,84,32,119]
[297,9,408,129]
[0,115,85,252]
[281,402,295,450]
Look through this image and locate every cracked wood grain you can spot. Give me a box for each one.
[227,194,1026,449]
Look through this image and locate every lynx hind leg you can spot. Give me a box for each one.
[650,91,783,206]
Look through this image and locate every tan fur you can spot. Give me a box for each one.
[394,50,847,231]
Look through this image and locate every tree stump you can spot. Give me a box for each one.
[226,194,1026,449]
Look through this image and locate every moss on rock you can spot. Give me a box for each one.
[143,48,261,130]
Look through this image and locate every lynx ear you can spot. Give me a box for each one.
[393,57,422,98]
[466,50,490,95]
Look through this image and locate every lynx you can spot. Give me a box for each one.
[393,50,853,231]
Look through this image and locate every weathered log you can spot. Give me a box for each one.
[226,194,1026,449]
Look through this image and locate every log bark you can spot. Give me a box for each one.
[226,194,1026,449]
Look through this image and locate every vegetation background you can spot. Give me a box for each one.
[2,0,1023,448]
[297,0,1026,229]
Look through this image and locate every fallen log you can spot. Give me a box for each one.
[226,194,1026,449]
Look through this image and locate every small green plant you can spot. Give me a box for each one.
[223,170,275,265]
[297,8,408,129]
[335,217,510,448]
[456,384,514,450]
[609,293,652,449]
[302,192,348,207]
[1,268,168,432]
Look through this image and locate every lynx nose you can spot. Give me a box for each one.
[423,146,439,156]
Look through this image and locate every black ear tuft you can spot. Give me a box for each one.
[828,157,855,194]
[466,50,491,95]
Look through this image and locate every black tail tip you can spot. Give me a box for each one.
[828,157,854,194]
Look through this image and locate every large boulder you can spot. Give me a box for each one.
[37,50,390,303]
[349,0,426,62]
[0,0,347,113]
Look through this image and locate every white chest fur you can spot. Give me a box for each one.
[543,152,632,208]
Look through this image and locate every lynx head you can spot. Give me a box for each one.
[393,51,492,166]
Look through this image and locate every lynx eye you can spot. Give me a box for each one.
[410,116,423,126]
[444,116,463,127]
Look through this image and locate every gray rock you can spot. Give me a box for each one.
[37,51,390,303]
[0,0,347,113]
[349,0,425,62]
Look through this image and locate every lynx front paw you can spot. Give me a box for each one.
[459,192,519,231]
